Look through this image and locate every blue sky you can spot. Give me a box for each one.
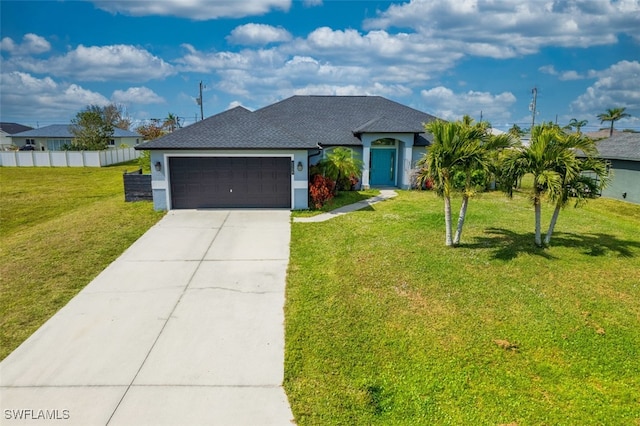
[1,0,639,132]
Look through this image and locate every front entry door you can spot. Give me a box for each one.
[370,148,396,186]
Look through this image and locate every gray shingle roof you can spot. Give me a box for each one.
[593,132,640,161]
[0,122,33,135]
[12,124,140,138]
[137,106,315,150]
[138,96,437,150]
[255,95,436,146]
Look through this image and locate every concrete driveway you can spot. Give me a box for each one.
[0,210,295,425]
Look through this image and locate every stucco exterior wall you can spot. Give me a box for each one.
[1,131,13,149]
[602,159,640,204]
[115,137,141,148]
[149,149,309,211]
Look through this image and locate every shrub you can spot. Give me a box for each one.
[138,150,151,173]
[317,147,363,194]
[309,174,335,209]
[453,168,488,191]
[337,174,359,191]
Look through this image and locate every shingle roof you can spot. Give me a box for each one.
[255,95,436,146]
[593,132,640,161]
[138,106,315,150]
[0,122,33,135]
[12,124,140,138]
[138,96,437,150]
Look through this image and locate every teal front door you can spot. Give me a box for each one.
[370,148,396,186]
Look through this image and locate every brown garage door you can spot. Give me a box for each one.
[169,157,291,209]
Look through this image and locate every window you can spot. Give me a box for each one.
[25,139,35,146]
[372,138,396,146]
[109,139,116,146]
[47,139,72,151]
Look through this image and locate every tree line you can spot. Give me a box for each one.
[65,104,181,150]
[508,107,632,138]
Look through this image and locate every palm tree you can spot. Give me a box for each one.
[564,118,588,135]
[416,119,512,246]
[544,154,608,245]
[508,124,525,137]
[597,107,630,137]
[318,147,363,193]
[163,113,180,132]
[501,124,605,247]
[416,121,457,246]
[451,121,515,245]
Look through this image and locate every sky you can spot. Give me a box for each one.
[1,0,639,132]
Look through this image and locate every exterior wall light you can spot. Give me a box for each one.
[297,161,303,171]
[154,161,162,172]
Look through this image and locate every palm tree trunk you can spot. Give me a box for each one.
[544,203,561,246]
[453,195,468,246]
[534,196,542,247]
[444,195,453,246]
[609,121,614,137]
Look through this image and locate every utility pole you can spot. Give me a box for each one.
[196,81,204,121]
[529,87,538,129]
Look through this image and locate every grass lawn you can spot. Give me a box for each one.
[292,189,380,218]
[0,164,164,360]
[285,188,640,425]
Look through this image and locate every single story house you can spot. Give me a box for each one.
[137,95,438,210]
[10,124,142,151]
[1,122,33,150]
[589,132,640,204]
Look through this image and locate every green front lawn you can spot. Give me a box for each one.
[0,164,164,360]
[292,189,380,218]
[285,189,640,425]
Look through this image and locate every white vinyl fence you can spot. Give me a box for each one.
[0,148,140,167]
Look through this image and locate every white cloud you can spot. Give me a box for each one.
[15,44,175,82]
[303,0,322,6]
[364,0,640,58]
[420,86,517,122]
[559,70,583,81]
[570,60,640,122]
[0,37,16,52]
[112,87,165,104]
[227,24,292,45]
[176,45,285,73]
[539,65,558,75]
[0,72,110,121]
[0,33,51,55]
[227,100,248,110]
[92,0,291,20]
[540,65,601,81]
[292,82,412,98]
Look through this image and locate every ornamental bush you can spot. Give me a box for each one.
[309,174,335,209]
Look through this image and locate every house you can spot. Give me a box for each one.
[137,95,438,210]
[0,122,33,150]
[10,124,142,151]
[590,132,640,204]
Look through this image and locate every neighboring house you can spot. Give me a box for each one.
[10,124,142,151]
[587,132,640,204]
[137,95,438,210]
[0,122,33,150]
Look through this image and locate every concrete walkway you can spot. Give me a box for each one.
[0,210,295,425]
[293,189,397,223]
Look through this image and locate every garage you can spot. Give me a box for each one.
[169,157,291,209]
